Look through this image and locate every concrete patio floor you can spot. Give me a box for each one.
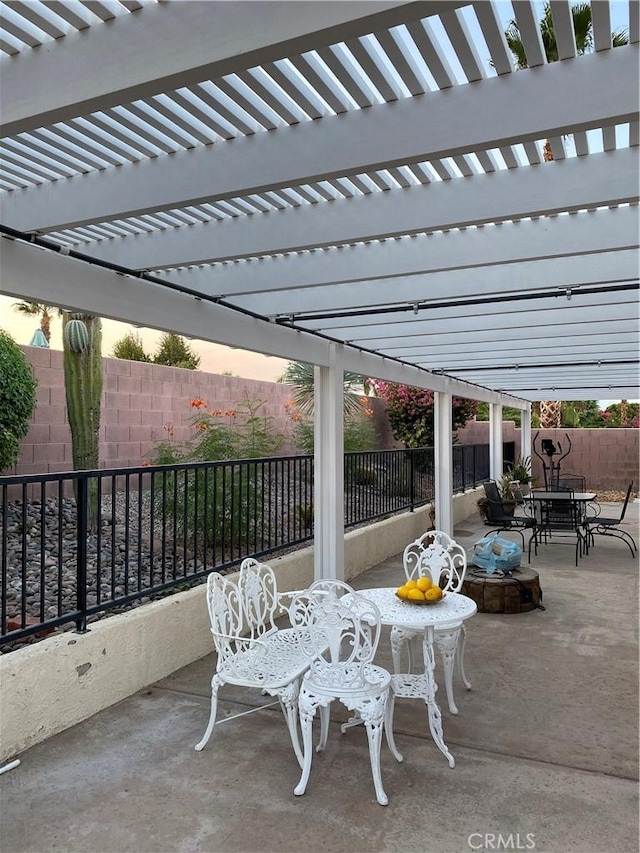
[2,503,638,853]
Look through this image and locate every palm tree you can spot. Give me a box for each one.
[504,2,628,428]
[278,361,366,417]
[13,300,54,343]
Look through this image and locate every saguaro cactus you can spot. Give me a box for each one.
[61,312,103,530]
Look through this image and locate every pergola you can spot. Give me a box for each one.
[1,0,638,579]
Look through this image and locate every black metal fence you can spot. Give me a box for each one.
[1,442,511,647]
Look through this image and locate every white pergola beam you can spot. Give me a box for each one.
[300,291,637,332]
[342,304,636,343]
[368,319,639,349]
[4,46,638,234]
[0,0,432,137]
[48,150,639,269]
[0,235,525,407]
[154,206,640,297]
[231,250,638,316]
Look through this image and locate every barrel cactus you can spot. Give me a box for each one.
[64,317,89,353]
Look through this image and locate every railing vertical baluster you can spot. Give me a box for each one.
[39,482,46,622]
[58,480,63,617]
[1,486,7,635]
[96,476,102,605]
[124,473,130,596]
[149,470,155,587]
[75,475,88,633]
[193,466,199,575]
[137,472,143,594]
[20,483,27,628]
[110,477,116,599]
[202,467,209,571]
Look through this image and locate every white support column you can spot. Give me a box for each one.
[489,403,503,481]
[313,345,344,581]
[434,392,453,536]
[520,404,532,462]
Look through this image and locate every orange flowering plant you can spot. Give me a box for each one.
[147,397,283,465]
[285,396,378,454]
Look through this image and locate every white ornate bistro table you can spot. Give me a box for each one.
[348,587,477,769]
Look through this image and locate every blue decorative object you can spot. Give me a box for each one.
[472,534,522,575]
[29,329,49,348]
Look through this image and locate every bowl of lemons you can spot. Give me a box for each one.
[395,577,445,605]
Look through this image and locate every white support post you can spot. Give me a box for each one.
[489,403,503,482]
[520,404,532,463]
[434,391,453,536]
[313,345,344,581]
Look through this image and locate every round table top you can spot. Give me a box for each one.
[352,587,477,628]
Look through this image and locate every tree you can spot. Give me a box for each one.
[0,330,38,472]
[153,333,200,370]
[112,331,151,362]
[369,381,477,447]
[277,361,366,417]
[13,301,54,343]
[504,2,628,428]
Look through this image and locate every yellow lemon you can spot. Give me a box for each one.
[425,587,443,602]
[407,588,425,602]
[405,579,418,590]
[396,586,410,599]
[416,577,432,592]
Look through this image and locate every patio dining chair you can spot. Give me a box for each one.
[194,558,311,767]
[390,530,470,715]
[482,480,537,552]
[583,481,637,558]
[288,580,402,806]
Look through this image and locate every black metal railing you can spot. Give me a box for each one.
[1,442,509,647]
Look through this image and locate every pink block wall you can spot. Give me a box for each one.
[12,347,300,475]
[456,421,640,492]
[10,347,639,492]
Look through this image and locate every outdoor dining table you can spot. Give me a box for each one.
[348,587,477,769]
[527,491,597,564]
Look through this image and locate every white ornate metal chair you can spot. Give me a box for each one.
[390,530,470,714]
[288,580,402,806]
[195,558,311,767]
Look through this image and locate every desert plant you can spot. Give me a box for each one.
[13,301,54,343]
[61,312,103,530]
[0,330,38,472]
[145,397,285,553]
[153,333,200,370]
[277,361,366,417]
[506,456,533,486]
[112,331,151,362]
[285,396,378,454]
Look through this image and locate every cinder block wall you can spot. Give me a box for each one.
[14,346,301,475]
[456,421,639,491]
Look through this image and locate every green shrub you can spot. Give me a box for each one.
[286,397,378,454]
[153,333,200,370]
[0,330,38,472]
[146,397,284,551]
[111,331,151,362]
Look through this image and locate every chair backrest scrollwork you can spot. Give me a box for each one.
[289,580,382,692]
[403,529,467,593]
